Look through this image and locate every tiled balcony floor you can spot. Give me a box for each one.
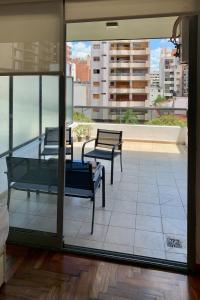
[7,141,187,263]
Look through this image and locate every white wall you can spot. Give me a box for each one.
[76,122,186,144]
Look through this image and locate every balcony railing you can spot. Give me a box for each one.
[73,106,188,144]
[74,105,187,123]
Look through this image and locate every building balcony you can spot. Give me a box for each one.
[109,74,149,81]
[111,87,149,94]
[109,87,149,94]
[131,49,150,55]
[109,50,130,55]
[110,61,149,68]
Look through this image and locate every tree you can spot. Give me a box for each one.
[73,111,91,122]
[119,109,139,124]
[154,95,166,106]
[147,115,187,127]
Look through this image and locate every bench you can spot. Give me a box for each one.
[6,157,105,234]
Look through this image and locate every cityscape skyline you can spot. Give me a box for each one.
[67,39,174,72]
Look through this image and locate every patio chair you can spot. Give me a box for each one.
[65,160,105,234]
[41,127,73,160]
[82,129,123,184]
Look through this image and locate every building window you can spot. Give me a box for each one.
[93,44,100,49]
[93,94,100,99]
[102,80,106,82]
[93,69,100,74]
[93,81,100,87]
[93,56,100,62]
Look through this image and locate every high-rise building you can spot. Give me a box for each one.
[149,72,161,104]
[0,42,60,72]
[150,72,160,87]
[90,40,150,119]
[159,48,177,99]
[159,48,188,98]
[73,57,91,82]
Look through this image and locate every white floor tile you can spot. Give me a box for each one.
[137,192,159,204]
[161,205,186,220]
[134,230,164,251]
[77,223,108,242]
[136,215,162,232]
[105,226,134,246]
[162,218,187,235]
[113,200,137,214]
[110,212,136,228]
[136,203,161,217]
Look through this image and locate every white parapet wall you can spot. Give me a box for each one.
[74,122,187,144]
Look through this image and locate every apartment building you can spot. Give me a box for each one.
[149,71,161,103]
[90,40,150,120]
[73,57,91,82]
[159,48,189,99]
[0,42,60,73]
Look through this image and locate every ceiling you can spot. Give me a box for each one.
[66,17,178,41]
[65,0,200,22]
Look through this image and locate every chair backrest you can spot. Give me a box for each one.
[6,157,58,186]
[44,127,72,146]
[96,129,122,150]
[65,161,93,191]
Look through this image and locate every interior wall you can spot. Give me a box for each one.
[65,0,200,21]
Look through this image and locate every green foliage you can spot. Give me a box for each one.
[73,124,90,137]
[154,95,166,105]
[147,115,187,127]
[73,111,91,122]
[118,109,139,124]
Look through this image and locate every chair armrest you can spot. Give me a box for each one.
[81,138,96,161]
[111,141,123,153]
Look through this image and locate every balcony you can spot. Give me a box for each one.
[131,49,150,55]
[110,61,149,68]
[110,50,130,55]
[2,117,187,262]
[109,73,149,81]
[0,74,187,264]
[109,87,149,94]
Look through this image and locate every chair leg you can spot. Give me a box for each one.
[71,144,73,161]
[111,159,114,184]
[7,188,11,209]
[27,190,31,198]
[102,166,105,207]
[120,152,123,172]
[91,195,95,234]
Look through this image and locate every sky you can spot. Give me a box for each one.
[67,39,174,72]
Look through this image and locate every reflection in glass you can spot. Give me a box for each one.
[0,76,9,154]
[13,76,39,147]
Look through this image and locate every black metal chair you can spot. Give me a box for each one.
[41,127,73,160]
[6,157,105,234]
[65,160,105,234]
[82,129,123,184]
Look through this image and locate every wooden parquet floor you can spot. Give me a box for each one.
[0,245,200,300]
